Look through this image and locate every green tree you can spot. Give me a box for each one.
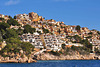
[1,43,20,54]
[0,32,2,40]
[37,31,41,34]
[0,29,6,40]
[21,42,34,55]
[73,35,82,43]
[76,25,81,32]
[14,16,17,19]
[88,32,93,35]
[4,38,21,53]
[97,31,100,35]
[62,44,66,49]
[0,37,21,54]
[6,38,21,45]
[23,25,36,34]
[0,37,35,56]
[16,27,23,35]
[71,45,77,51]
[0,22,10,39]
[50,51,60,56]
[0,22,10,30]
[9,16,12,19]
[81,39,92,50]
[43,28,49,34]
[4,29,18,39]
[0,18,4,20]
[7,18,19,26]
[0,18,5,22]
[86,36,92,38]
[1,29,6,36]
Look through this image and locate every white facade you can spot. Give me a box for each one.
[43,34,62,51]
[20,33,63,51]
[20,33,44,49]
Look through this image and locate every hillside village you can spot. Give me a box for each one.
[0,12,100,62]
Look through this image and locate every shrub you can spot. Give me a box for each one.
[76,25,81,32]
[23,24,36,34]
[50,51,60,56]
[62,44,66,49]
[7,18,20,26]
[43,29,49,34]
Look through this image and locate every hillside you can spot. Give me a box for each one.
[0,12,100,62]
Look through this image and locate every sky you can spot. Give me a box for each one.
[0,0,100,31]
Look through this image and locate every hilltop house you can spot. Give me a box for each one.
[29,12,44,22]
[0,14,9,22]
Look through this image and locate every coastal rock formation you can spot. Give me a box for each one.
[0,56,36,63]
[28,57,37,63]
[35,53,96,60]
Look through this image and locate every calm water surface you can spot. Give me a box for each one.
[0,60,100,67]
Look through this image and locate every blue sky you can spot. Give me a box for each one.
[0,0,100,31]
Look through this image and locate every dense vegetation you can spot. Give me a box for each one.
[0,16,97,57]
[42,28,49,34]
[0,38,34,57]
[49,51,60,56]
[23,24,36,34]
[0,18,35,57]
[7,18,20,26]
[66,35,92,51]
[76,25,81,32]
[64,35,93,55]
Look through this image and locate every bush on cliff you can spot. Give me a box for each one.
[76,25,81,32]
[73,35,82,43]
[43,28,49,34]
[23,24,36,34]
[49,51,60,56]
[0,38,34,57]
[21,42,34,55]
[4,29,19,39]
[81,39,92,51]
[62,44,66,49]
[0,22,10,31]
[16,27,24,35]
[7,18,20,26]
[95,48,100,55]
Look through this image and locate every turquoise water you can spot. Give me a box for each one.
[0,60,100,67]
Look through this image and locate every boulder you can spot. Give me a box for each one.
[28,57,37,63]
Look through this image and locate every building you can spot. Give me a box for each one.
[0,14,9,22]
[20,33,62,51]
[29,12,44,22]
[20,33,44,49]
[43,34,62,51]
[89,39,100,52]
[65,42,83,47]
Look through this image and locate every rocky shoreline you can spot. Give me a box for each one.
[0,56,37,63]
[0,53,100,63]
[35,53,100,60]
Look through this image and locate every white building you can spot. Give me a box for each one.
[20,33,63,51]
[20,33,44,49]
[43,34,62,51]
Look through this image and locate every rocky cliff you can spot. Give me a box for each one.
[35,53,99,60]
[0,56,37,63]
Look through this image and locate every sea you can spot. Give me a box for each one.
[0,60,100,67]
